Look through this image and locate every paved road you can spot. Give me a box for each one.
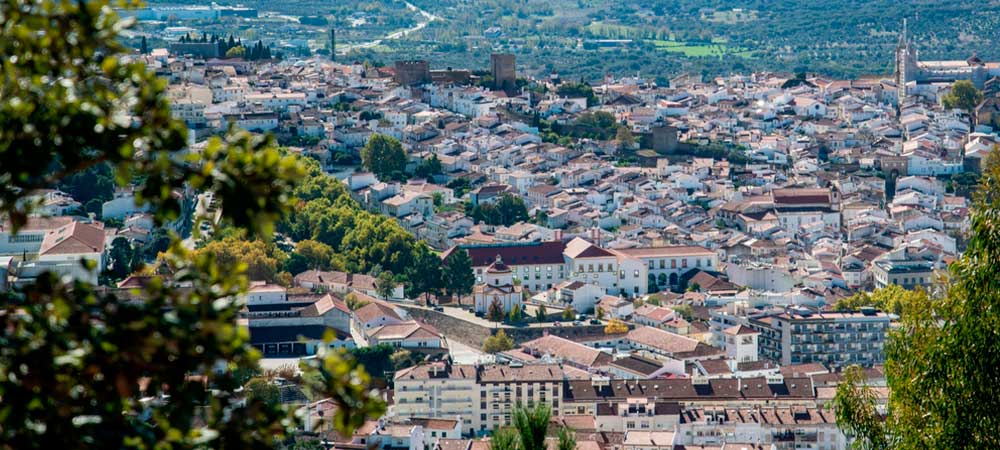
[338,2,439,53]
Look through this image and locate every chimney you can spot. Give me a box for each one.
[554,229,563,241]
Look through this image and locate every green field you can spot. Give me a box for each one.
[647,39,752,58]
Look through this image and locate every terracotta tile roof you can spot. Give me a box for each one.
[564,237,615,259]
[608,355,664,376]
[408,418,460,430]
[301,293,351,317]
[723,324,758,336]
[450,241,567,267]
[369,321,439,341]
[353,299,403,324]
[478,363,566,383]
[697,359,732,376]
[435,439,471,450]
[394,362,477,381]
[39,221,105,255]
[0,216,74,233]
[613,245,715,258]
[634,305,674,323]
[772,188,830,205]
[627,326,697,353]
[564,376,814,402]
[521,335,613,368]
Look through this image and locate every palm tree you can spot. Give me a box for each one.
[513,404,551,450]
[557,427,576,450]
[489,427,518,450]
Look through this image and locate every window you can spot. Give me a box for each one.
[671,259,677,269]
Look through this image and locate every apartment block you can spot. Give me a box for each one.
[393,363,480,435]
[750,308,890,368]
[477,364,565,432]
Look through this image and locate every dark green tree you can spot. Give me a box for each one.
[556,81,598,106]
[443,248,475,300]
[482,329,514,353]
[414,154,442,179]
[833,365,888,450]
[471,194,529,226]
[404,243,444,303]
[508,303,522,324]
[245,377,281,408]
[375,270,396,300]
[349,344,397,380]
[495,194,530,225]
[535,303,547,322]
[140,35,148,54]
[106,236,139,281]
[56,163,115,213]
[942,80,984,114]
[361,134,407,181]
[0,2,385,448]
[835,151,1000,448]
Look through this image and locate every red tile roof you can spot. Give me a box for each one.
[448,241,567,267]
[39,221,105,255]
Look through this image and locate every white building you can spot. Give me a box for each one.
[722,325,759,363]
[473,256,523,314]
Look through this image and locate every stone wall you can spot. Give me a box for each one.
[401,305,612,347]
[402,306,493,347]
[502,324,611,344]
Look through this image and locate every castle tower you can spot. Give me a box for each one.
[490,53,516,94]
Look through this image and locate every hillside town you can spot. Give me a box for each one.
[4,26,998,450]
